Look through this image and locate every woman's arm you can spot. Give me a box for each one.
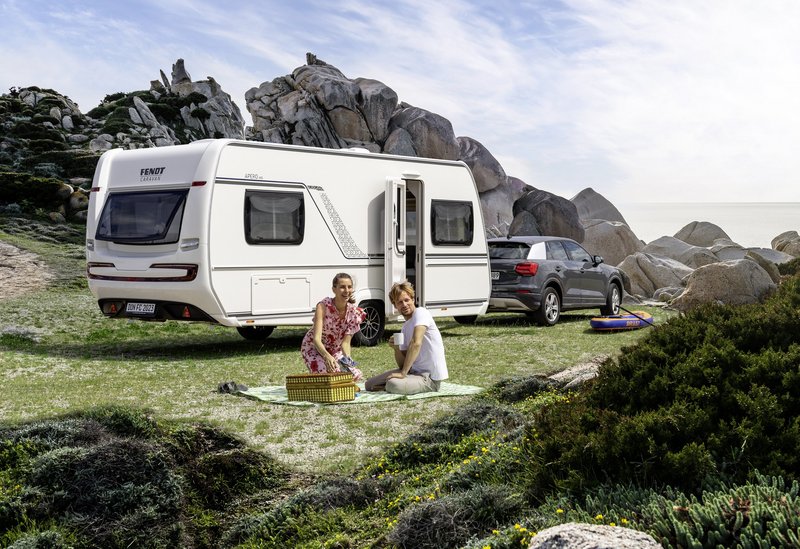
[341,333,353,358]
[311,302,337,372]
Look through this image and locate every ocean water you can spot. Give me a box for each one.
[615,202,800,249]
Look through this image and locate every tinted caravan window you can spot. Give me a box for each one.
[431,200,473,246]
[95,190,187,244]
[245,190,304,244]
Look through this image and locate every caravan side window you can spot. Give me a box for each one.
[431,200,474,246]
[245,190,304,245]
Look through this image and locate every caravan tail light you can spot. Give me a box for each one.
[514,262,539,276]
[182,306,191,318]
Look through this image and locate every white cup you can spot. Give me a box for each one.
[393,332,405,346]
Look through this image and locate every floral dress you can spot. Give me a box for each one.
[300,297,366,380]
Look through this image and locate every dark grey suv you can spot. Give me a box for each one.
[487,236,623,326]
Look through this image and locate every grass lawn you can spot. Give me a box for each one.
[0,228,675,474]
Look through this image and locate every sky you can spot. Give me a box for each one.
[2,0,800,205]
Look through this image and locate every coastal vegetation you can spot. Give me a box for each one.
[3,218,800,547]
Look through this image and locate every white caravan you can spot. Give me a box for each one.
[85,139,490,344]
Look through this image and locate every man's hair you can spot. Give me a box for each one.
[389,280,415,305]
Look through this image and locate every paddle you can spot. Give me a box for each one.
[618,305,655,328]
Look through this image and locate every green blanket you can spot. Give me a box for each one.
[235,381,484,406]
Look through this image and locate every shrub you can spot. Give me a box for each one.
[10,122,63,141]
[27,139,68,153]
[191,107,210,120]
[0,172,65,211]
[187,447,288,509]
[103,92,126,103]
[387,484,524,549]
[0,407,289,548]
[147,102,180,121]
[86,105,111,119]
[19,151,99,179]
[778,257,800,277]
[522,278,800,498]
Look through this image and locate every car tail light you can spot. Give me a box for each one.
[515,262,539,276]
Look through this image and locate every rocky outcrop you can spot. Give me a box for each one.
[617,252,693,298]
[581,219,643,266]
[674,221,731,247]
[530,523,660,549]
[511,189,584,242]
[671,259,776,311]
[642,236,718,269]
[244,54,566,238]
[571,187,628,225]
[772,231,800,257]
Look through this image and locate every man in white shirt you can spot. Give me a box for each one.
[365,281,448,395]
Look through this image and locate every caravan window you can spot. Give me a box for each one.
[431,200,473,246]
[95,190,187,244]
[245,190,304,244]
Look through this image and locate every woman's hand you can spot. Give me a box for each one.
[324,354,338,372]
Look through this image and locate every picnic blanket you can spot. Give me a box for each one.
[234,381,484,406]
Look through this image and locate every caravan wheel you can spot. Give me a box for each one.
[237,326,275,341]
[354,300,385,347]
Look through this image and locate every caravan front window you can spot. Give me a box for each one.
[245,190,305,244]
[431,200,473,246]
[96,190,187,244]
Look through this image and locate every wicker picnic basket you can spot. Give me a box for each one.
[285,372,357,403]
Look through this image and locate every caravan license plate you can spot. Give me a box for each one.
[491,271,500,280]
[126,302,156,315]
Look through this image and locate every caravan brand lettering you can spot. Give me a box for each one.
[140,167,166,181]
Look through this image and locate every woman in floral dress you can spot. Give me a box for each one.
[300,273,366,380]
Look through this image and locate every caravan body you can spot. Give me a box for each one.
[85,139,490,344]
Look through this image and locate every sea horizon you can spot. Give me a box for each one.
[615,202,800,250]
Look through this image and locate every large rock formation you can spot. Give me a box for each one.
[671,259,776,311]
[772,231,800,257]
[642,236,718,269]
[511,189,584,242]
[674,221,731,247]
[580,219,643,266]
[243,53,577,239]
[617,252,693,298]
[571,187,628,225]
[530,522,660,549]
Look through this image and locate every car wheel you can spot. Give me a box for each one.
[236,326,275,341]
[354,300,385,346]
[600,283,621,316]
[534,287,560,326]
[454,315,478,325]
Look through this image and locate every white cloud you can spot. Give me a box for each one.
[2,0,800,204]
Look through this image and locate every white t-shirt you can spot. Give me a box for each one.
[399,307,448,381]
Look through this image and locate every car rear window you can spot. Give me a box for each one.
[488,242,530,259]
[96,190,187,244]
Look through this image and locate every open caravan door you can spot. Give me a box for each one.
[385,177,407,318]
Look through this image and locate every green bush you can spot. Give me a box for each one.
[19,151,99,179]
[388,484,524,549]
[27,139,68,154]
[147,102,180,121]
[0,172,66,211]
[522,277,800,498]
[103,92,126,103]
[10,122,63,142]
[86,105,111,119]
[778,257,800,277]
[0,407,290,548]
[190,107,211,120]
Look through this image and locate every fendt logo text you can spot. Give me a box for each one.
[140,167,166,181]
